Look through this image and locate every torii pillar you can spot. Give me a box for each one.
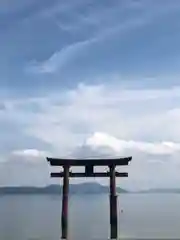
[61,165,69,239]
[109,164,117,239]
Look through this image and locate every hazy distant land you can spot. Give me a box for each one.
[0,182,179,195]
[0,182,127,195]
[138,188,180,194]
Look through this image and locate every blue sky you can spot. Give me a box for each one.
[1,0,180,189]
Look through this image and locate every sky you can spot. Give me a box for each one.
[1,0,180,190]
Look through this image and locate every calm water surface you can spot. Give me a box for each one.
[0,194,180,240]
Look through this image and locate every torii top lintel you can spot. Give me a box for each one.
[47,157,132,166]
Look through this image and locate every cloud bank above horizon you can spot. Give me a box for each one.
[1,0,180,189]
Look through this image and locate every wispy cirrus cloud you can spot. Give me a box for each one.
[26,1,180,75]
[27,39,92,74]
[2,0,180,95]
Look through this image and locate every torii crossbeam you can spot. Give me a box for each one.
[47,157,132,239]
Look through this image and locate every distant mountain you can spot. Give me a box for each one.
[0,182,128,195]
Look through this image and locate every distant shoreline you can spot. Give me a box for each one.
[0,182,128,195]
[0,182,179,195]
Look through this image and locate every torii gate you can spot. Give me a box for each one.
[47,157,132,239]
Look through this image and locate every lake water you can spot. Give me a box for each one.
[1,194,180,240]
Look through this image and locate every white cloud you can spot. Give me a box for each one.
[1,81,180,188]
[85,132,180,155]
[21,82,180,189]
[8,149,48,165]
[23,83,180,154]
[71,131,180,190]
[0,148,51,186]
[12,148,47,158]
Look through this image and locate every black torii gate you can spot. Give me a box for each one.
[47,157,132,239]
